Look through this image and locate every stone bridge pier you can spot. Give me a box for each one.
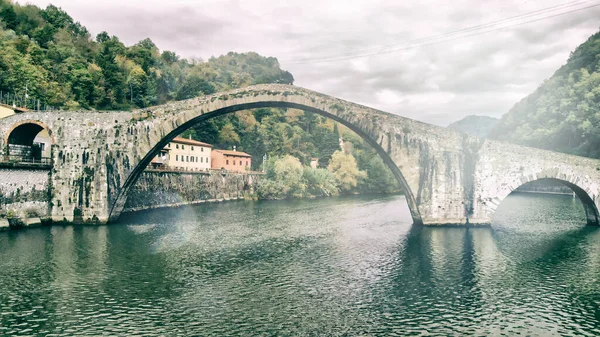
[0,84,597,226]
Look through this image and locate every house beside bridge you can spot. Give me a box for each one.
[211,148,252,172]
[151,136,213,171]
[149,136,253,172]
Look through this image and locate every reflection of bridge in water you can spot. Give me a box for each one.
[0,84,598,225]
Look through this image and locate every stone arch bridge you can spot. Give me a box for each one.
[0,84,598,226]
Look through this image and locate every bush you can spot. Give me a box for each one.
[303,167,339,197]
[6,209,16,219]
[256,179,286,200]
[328,151,366,192]
[257,155,306,199]
[24,207,41,218]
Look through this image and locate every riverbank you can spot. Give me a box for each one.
[123,170,263,212]
[122,195,249,214]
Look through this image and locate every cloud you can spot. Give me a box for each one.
[22,0,600,125]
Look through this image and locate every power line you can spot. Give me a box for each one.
[282,0,594,62]
[282,1,600,65]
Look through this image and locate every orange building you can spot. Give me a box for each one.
[211,149,252,172]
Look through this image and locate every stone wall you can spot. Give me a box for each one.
[0,167,50,218]
[515,179,573,195]
[123,170,263,212]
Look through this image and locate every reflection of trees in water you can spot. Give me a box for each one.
[374,226,486,329]
[369,217,600,334]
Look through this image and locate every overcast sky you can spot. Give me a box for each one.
[23,0,600,125]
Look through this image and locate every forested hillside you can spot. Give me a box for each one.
[0,1,398,196]
[490,29,600,158]
[0,0,293,110]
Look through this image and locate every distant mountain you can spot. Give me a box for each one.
[489,29,600,158]
[447,115,499,138]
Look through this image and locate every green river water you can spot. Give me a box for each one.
[1,193,599,336]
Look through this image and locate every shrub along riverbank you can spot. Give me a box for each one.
[255,152,400,200]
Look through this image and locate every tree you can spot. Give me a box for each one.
[175,74,215,100]
[0,4,17,30]
[303,167,338,197]
[328,151,366,192]
[96,36,126,108]
[315,123,340,167]
[218,123,240,149]
[256,155,306,199]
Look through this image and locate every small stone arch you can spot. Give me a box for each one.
[491,174,599,226]
[3,119,55,163]
[4,119,55,146]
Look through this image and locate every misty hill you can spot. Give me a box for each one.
[490,29,600,158]
[447,115,499,138]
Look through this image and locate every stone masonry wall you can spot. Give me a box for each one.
[123,170,263,212]
[0,168,50,218]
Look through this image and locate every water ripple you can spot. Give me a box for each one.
[0,194,599,335]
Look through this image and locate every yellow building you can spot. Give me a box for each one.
[0,105,15,119]
[0,103,27,119]
[152,136,212,171]
[33,128,52,159]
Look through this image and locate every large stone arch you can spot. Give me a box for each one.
[107,99,423,224]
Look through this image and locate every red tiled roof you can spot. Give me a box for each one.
[171,137,213,147]
[214,149,252,158]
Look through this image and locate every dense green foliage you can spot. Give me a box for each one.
[0,0,293,109]
[327,150,366,191]
[491,30,600,158]
[0,1,399,198]
[256,152,373,200]
[186,109,400,195]
[257,156,309,199]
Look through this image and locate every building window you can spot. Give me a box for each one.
[191,146,194,151]
[240,160,242,165]
[176,144,179,149]
[176,155,179,161]
[226,160,229,165]
[168,143,171,148]
[201,148,204,152]
[182,145,185,150]
[246,161,249,166]
[186,156,189,162]
[207,157,209,164]
[200,157,203,163]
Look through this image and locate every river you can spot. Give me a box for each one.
[1,193,599,336]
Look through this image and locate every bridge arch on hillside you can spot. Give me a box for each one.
[107,100,423,224]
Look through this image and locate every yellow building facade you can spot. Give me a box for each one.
[154,136,212,171]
